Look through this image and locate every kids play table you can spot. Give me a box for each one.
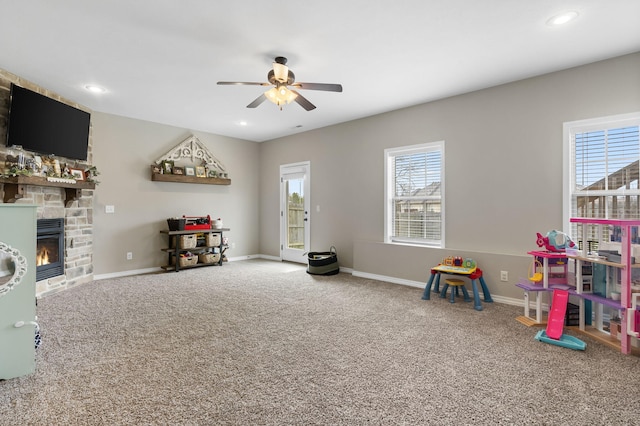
[422,263,493,311]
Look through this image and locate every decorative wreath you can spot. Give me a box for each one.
[0,241,28,298]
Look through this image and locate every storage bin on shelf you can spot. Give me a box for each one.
[183,215,211,230]
[171,234,197,249]
[167,218,186,231]
[198,252,221,264]
[172,255,198,267]
[206,233,221,247]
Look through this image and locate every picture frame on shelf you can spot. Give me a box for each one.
[185,166,195,176]
[161,160,174,174]
[196,166,206,178]
[173,166,185,175]
[69,168,85,181]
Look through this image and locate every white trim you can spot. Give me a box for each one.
[352,269,522,306]
[94,267,162,281]
[93,257,526,307]
[280,161,311,264]
[254,254,282,262]
[353,270,425,288]
[384,140,445,247]
[93,256,267,280]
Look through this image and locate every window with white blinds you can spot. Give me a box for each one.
[384,141,444,247]
[565,112,640,247]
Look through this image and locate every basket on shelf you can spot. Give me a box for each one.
[171,255,198,267]
[206,233,221,247]
[171,234,198,249]
[198,253,221,264]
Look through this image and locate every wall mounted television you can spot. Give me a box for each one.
[6,84,91,161]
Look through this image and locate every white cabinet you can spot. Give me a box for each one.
[0,205,37,379]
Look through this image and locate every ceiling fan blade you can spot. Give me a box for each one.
[247,94,267,108]
[217,81,270,86]
[291,90,316,111]
[291,82,343,92]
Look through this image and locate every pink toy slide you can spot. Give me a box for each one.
[546,290,568,339]
[534,289,586,350]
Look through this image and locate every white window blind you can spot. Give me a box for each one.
[385,141,444,247]
[565,113,640,249]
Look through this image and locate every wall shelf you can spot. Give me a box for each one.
[0,175,95,204]
[151,172,231,185]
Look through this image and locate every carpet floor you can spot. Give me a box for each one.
[1,259,639,425]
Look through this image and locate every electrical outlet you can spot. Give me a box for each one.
[500,271,508,282]
[105,205,115,214]
[126,252,133,260]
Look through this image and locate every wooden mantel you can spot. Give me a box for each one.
[151,172,231,185]
[0,175,96,204]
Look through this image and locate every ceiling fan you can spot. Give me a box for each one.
[217,56,342,111]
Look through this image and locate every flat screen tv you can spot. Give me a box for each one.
[6,84,91,161]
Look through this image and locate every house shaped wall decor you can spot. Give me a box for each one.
[155,134,229,176]
[151,135,230,185]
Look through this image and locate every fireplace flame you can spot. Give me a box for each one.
[36,246,50,266]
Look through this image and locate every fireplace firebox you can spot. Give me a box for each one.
[36,218,64,281]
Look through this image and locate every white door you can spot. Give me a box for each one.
[280,162,310,263]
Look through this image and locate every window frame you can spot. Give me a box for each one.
[563,112,640,235]
[384,140,445,247]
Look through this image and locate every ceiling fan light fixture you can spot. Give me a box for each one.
[273,62,289,83]
[265,86,297,108]
[221,56,340,111]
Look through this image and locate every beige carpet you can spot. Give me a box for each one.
[1,259,639,425]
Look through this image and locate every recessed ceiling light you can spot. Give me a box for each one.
[239,121,248,126]
[547,11,579,26]
[84,84,106,94]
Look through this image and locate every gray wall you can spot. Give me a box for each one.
[259,53,640,299]
[91,113,260,275]
[87,53,640,301]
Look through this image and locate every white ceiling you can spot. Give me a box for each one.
[1,1,639,142]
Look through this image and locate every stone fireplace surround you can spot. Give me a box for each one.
[0,69,94,297]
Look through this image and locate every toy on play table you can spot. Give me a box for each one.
[436,256,477,274]
[536,230,576,252]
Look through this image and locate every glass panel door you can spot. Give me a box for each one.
[280,162,310,263]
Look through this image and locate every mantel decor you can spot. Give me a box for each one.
[151,135,231,185]
[0,175,96,203]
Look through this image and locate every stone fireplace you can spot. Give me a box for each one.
[0,68,94,297]
[12,185,94,296]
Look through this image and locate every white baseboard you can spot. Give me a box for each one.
[94,267,161,281]
[353,270,424,289]
[252,254,281,262]
[94,258,524,307]
[94,254,270,280]
[352,269,525,307]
